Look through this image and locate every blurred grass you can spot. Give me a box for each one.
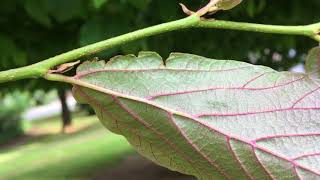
[0,116,134,180]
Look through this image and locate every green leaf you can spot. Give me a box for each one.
[246,0,256,18]
[306,47,320,79]
[0,34,27,69]
[24,0,51,27]
[72,52,320,179]
[46,0,87,23]
[216,0,243,10]
[92,0,108,9]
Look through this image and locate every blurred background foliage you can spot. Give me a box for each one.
[0,91,31,143]
[0,90,58,143]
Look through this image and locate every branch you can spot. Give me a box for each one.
[198,20,320,40]
[0,15,320,84]
[0,15,199,83]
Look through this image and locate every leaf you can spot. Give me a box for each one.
[216,0,243,10]
[306,47,320,79]
[246,0,256,18]
[0,34,27,69]
[92,0,108,9]
[24,0,51,27]
[208,0,242,14]
[72,52,320,179]
[46,0,87,23]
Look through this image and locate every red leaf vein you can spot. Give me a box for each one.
[293,152,320,161]
[195,107,320,118]
[226,137,254,180]
[242,73,267,88]
[253,133,320,143]
[75,66,251,79]
[168,113,232,179]
[146,76,305,100]
[252,145,276,180]
[76,87,202,176]
[111,96,205,177]
[291,86,320,108]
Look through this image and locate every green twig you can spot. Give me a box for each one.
[1,15,320,84]
[0,64,46,83]
[198,20,319,38]
[0,15,199,83]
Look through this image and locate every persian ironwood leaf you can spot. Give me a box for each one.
[306,46,320,79]
[72,52,320,179]
[216,0,243,10]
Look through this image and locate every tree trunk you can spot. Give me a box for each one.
[58,89,72,132]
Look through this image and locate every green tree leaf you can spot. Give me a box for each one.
[0,34,27,68]
[72,52,320,179]
[24,0,51,27]
[46,0,87,23]
[246,0,256,18]
[306,47,320,79]
[92,0,108,9]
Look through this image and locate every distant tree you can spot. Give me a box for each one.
[57,88,71,131]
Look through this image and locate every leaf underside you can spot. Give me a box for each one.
[72,52,320,180]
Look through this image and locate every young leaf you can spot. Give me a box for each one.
[72,52,320,179]
[216,0,243,10]
[306,46,320,79]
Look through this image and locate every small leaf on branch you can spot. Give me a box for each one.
[92,0,108,9]
[216,0,243,10]
[196,0,243,17]
[306,46,320,79]
[72,52,320,179]
[208,0,243,14]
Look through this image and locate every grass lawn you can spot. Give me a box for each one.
[0,116,134,180]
